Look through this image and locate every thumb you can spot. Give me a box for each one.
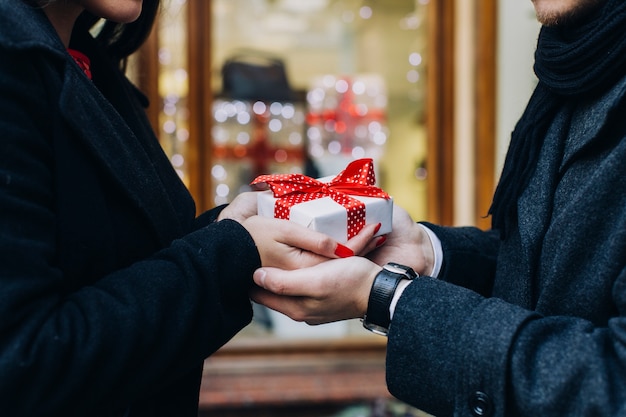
[253,266,320,296]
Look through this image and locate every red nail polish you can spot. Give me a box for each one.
[375,236,386,247]
[374,223,382,234]
[334,243,354,258]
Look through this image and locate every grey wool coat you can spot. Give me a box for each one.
[0,1,260,416]
[385,72,626,415]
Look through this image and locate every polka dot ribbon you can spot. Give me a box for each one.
[251,158,390,239]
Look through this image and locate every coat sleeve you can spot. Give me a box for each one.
[195,204,228,229]
[420,223,500,296]
[387,273,626,417]
[386,227,626,416]
[0,49,260,415]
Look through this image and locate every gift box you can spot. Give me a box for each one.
[252,158,392,244]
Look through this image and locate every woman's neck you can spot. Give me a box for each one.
[42,1,84,47]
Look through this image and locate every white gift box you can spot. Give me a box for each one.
[257,188,393,244]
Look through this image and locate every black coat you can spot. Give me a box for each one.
[0,2,260,416]
[385,63,626,417]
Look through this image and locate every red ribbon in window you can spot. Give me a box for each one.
[251,158,389,239]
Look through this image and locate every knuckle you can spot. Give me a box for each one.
[315,235,335,255]
[267,279,288,295]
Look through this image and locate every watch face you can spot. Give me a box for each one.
[384,262,418,279]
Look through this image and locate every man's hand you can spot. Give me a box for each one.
[250,257,381,324]
[357,205,435,276]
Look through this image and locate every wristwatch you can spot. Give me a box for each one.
[362,262,418,336]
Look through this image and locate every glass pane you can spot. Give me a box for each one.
[157,0,190,187]
[211,0,428,221]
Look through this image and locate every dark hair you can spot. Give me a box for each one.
[75,0,161,64]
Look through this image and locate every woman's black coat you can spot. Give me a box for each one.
[0,2,261,416]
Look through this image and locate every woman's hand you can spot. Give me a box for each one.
[243,215,342,269]
[250,257,381,324]
[217,192,259,223]
[241,216,383,270]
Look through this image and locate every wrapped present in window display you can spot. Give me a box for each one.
[306,74,388,178]
[210,98,308,206]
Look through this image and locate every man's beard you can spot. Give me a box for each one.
[533,0,605,27]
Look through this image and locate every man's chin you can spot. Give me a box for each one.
[533,0,604,27]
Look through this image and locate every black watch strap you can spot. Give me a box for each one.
[363,263,417,336]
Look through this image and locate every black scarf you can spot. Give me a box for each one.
[489,0,626,238]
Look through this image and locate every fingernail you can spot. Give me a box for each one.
[254,268,267,287]
[375,236,386,247]
[334,243,354,258]
[373,223,382,234]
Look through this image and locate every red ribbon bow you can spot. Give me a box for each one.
[251,158,389,239]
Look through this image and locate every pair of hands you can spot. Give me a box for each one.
[218,191,434,325]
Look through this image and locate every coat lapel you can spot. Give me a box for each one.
[560,74,626,172]
[5,1,192,246]
[516,107,571,307]
[57,62,189,246]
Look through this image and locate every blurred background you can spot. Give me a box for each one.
[126,0,540,415]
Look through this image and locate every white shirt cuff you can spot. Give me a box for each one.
[419,224,443,278]
[389,224,443,319]
[389,279,412,320]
